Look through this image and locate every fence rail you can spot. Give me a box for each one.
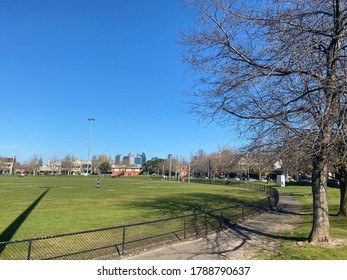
[0,182,279,260]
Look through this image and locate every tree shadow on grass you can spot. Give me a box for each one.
[222,219,307,243]
[129,192,307,255]
[128,192,254,218]
[0,187,51,252]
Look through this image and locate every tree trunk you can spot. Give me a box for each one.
[309,0,341,239]
[309,154,332,243]
[338,183,347,216]
[337,168,347,216]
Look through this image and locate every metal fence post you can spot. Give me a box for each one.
[183,219,187,239]
[27,239,32,260]
[204,213,208,236]
[219,212,223,229]
[121,226,126,256]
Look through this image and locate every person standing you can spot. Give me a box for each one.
[96,176,100,188]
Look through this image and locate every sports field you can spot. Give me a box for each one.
[0,175,265,241]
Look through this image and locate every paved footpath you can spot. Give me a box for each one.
[126,193,301,260]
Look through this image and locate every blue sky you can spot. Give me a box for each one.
[0,0,237,163]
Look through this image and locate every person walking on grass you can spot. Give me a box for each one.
[96,176,100,188]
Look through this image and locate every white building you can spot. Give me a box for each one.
[0,156,16,174]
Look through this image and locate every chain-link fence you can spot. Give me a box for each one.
[0,183,279,260]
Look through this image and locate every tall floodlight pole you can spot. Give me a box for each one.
[169,155,172,182]
[188,161,191,184]
[87,118,95,176]
[177,155,181,182]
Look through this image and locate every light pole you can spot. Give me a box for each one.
[86,118,95,176]
[169,155,172,181]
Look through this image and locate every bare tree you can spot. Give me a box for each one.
[0,157,6,174]
[336,163,347,216]
[215,145,237,178]
[48,156,60,175]
[334,142,347,216]
[181,0,347,243]
[282,149,312,181]
[26,155,42,175]
[250,153,277,180]
[191,150,211,178]
[61,154,76,175]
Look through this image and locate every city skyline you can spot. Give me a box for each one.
[11,150,197,166]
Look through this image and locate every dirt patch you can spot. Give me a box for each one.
[296,237,347,249]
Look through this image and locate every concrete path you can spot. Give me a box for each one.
[126,193,301,260]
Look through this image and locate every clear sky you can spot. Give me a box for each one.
[0,0,237,163]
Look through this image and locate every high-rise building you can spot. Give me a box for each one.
[115,152,146,166]
[134,154,142,165]
[128,153,134,165]
[123,155,129,165]
[115,154,123,165]
[141,152,146,164]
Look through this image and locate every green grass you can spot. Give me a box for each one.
[0,175,265,241]
[261,185,347,260]
[2,176,346,259]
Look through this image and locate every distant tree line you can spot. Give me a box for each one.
[8,154,114,175]
[140,145,313,181]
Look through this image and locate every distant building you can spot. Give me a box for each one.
[141,152,146,164]
[133,152,147,165]
[134,154,143,165]
[110,164,142,177]
[61,159,84,175]
[123,155,129,165]
[115,154,123,165]
[40,160,62,175]
[120,153,134,165]
[0,156,16,174]
[15,165,26,174]
[115,152,146,166]
[128,153,134,165]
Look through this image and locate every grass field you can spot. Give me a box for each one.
[266,185,347,260]
[0,175,266,241]
[1,175,346,259]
